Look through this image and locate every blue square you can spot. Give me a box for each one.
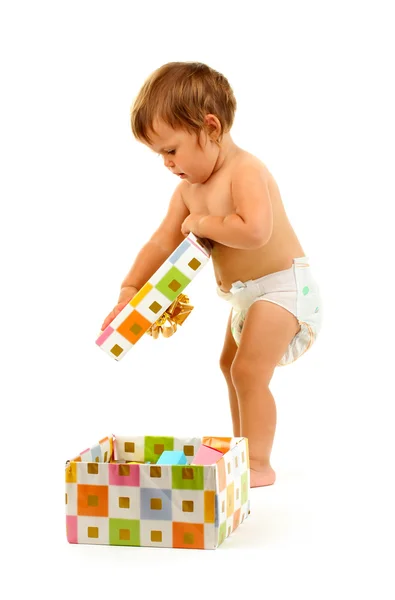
[168,240,190,264]
[140,488,172,521]
[157,450,187,465]
[90,444,102,462]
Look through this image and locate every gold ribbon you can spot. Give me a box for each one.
[147,293,194,339]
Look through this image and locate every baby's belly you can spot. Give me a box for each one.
[211,243,300,292]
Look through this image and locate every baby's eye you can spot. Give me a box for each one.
[156,150,176,157]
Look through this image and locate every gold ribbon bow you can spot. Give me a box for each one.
[147,294,194,339]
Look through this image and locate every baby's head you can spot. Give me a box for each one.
[130,62,237,184]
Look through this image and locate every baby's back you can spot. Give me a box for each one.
[182,149,305,292]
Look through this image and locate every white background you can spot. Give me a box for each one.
[1,0,394,598]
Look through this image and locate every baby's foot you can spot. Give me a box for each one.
[250,466,276,488]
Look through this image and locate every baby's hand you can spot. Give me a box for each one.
[100,286,138,332]
[181,214,205,236]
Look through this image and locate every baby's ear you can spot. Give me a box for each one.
[204,113,221,139]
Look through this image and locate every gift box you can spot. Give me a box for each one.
[65,435,250,550]
[96,233,211,361]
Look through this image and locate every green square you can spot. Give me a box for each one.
[144,436,174,463]
[109,519,140,546]
[241,471,248,505]
[155,267,191,301]
[218,522,227,547]
[171,465,204,490]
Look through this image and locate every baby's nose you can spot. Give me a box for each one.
[164,155,175,169]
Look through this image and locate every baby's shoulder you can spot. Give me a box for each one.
[232,148,271,177]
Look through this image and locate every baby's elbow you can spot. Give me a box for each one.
[248,225,272,249]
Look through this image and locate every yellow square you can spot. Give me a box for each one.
[184,533,194,545]
[119,529,130,541]
[119,497,130,509]
[149,301,162,314]
[88,527,99,538]
[111,344,123,357]
[183,445,194,456]
[65,462,77,483]
[150,466,162,478]
[130,323,142,335]
[182,467,194,480]
[88,463,99,475]
[151,530,162,542]
[182,500,194,512]
[169,279,181,292]
[151,498,162,510]
[87,495,98,507]
[119,464,130,476]
[188,258,201,270]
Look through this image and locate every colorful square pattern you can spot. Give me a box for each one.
[65,435,250,549]
[96,233,211,361]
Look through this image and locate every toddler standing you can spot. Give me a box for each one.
[101,62,323,487]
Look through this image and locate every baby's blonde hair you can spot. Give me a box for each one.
[130,61,237,148]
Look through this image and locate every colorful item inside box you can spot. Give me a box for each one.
[95,233,211,361]
[65,435,250,550]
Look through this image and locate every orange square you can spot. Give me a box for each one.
[233,508,241,531]
[172,522,204,549]
[117,310,151,344]
[202,437,232,454]
[78,484,108,517]
[217,457,226,492]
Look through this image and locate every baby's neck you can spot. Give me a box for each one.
[212,133,240,176]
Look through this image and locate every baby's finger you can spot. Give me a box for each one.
[101,312,115,331]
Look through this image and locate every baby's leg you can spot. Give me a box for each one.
[231,300,300,487]
[219,310,240,436]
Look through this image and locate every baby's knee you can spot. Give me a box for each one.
[231,357,274,388]
[219,351,233,378]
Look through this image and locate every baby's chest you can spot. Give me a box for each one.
[185,178,234,216]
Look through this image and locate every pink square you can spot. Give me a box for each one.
[109,463,140,486]
[66,515,78,543]
[96,326,114,346]
[191,444,224,465]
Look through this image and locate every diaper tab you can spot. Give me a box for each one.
[293,256,310,267]
[229,280,247,294]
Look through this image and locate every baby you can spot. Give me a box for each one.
[101,61,323,488]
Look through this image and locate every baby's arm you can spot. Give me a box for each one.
[182,162,273,249]
[101,182,189,331]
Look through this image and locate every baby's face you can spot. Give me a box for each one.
[145,118,220,184]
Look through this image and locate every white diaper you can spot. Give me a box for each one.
[216,257,323,365]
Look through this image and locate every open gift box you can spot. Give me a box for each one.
[65,435,250,550]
